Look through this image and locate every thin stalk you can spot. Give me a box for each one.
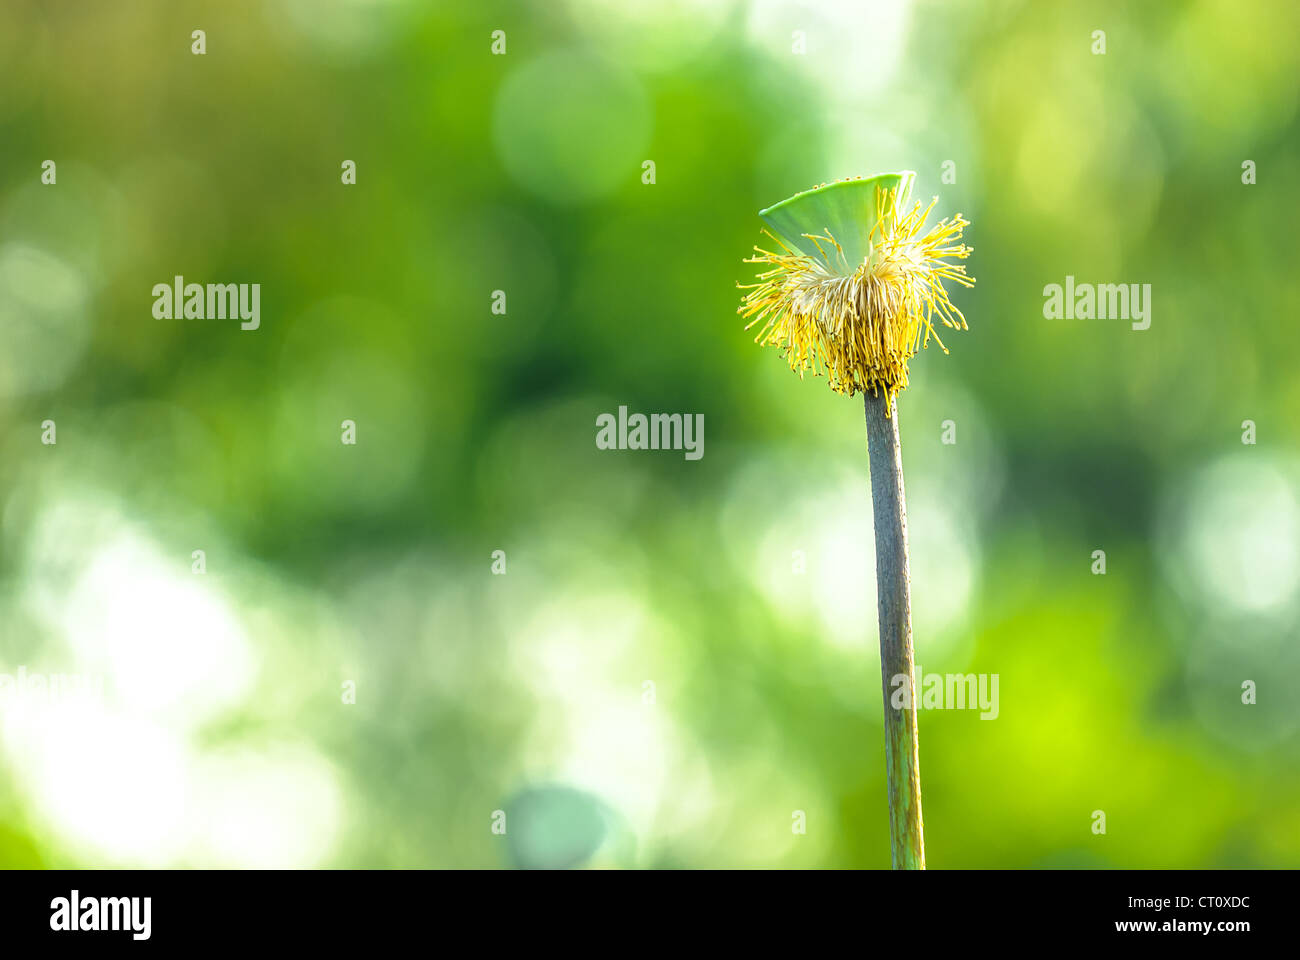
[864,388,925,869]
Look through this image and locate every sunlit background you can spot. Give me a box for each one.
[1,0,1298,868]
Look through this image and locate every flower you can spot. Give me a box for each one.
[739,172,974,405]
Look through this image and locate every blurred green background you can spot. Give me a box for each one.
[1,0,1298,868]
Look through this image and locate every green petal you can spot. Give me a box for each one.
[759,171,915,268]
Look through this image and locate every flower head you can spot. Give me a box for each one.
[739,172,974,405]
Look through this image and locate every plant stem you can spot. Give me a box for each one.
[864,388,925,869]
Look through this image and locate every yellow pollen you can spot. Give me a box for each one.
[738,184,974,409]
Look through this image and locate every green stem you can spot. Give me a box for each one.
[864,388,925,869]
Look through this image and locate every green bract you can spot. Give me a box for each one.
[759,171,916,267]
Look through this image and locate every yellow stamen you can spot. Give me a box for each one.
[738,184,974,409]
